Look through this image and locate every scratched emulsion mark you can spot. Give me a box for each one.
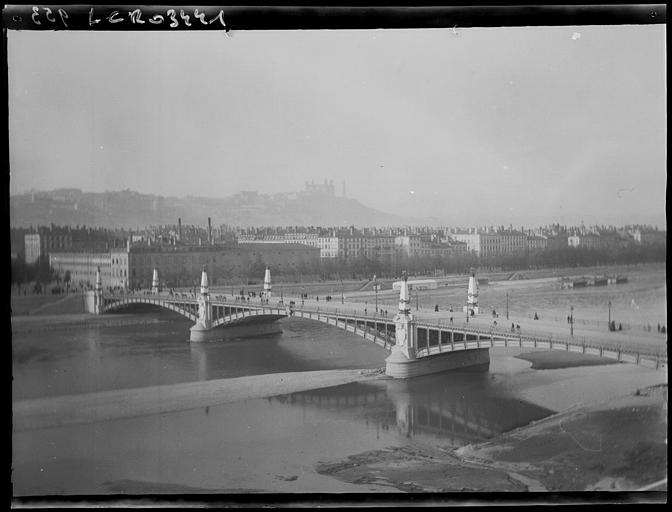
[28,6,229,30]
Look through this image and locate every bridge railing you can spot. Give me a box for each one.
[291,308,396,348]
[413,320,667,362]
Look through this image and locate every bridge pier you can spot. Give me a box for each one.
[385,273,490,379]
[190,267,215,342]
[190,324,220,342]
[386,346,490,379]
[84,267,104,314]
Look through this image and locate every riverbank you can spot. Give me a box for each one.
[514,350,620,370]
[456,383,668,491]
[316,382,667,492]
[311,348,667,493]
[13,368,385,431]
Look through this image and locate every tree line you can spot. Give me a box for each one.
[10,243,666,290]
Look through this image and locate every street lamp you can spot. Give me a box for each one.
[570,305,574,337]
[340,278,344,304]
[608,300,612,330]
[373,274,378,313]
[506,292,509,320]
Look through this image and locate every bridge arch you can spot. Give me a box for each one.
[101,297,198,322]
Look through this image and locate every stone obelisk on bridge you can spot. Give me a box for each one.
[151,268,159,295]
[92,266,103,315]
[385,273,418,377]
[464,270,479,316]
[263,267,272,300]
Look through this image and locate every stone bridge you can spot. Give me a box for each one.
[85,268,667,378]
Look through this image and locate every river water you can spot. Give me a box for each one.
[12,264,668,495]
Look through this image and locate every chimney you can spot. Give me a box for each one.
[208,217,212,245]
[178,218,182,242]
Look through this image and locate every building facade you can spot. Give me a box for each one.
[49,252,112,288]
[527,234,548,252]
[449,232,481,255]
[25,231,73,264]
[109,242,321,288]
[450,230,527,258]
[568,234,601,250]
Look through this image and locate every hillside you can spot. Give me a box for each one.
[9,188,418,229]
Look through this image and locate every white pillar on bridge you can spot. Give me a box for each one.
[93,266,103,314]
[190,267,213,341]
[152,268,159,295]
[95,266,102,293]
[263,267,272,300]
[389,273,415,361]
[200,266,209,296]
[464,271,479,316]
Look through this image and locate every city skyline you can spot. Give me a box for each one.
[8,23,666,227]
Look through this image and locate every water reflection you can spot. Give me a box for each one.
[272,370,554,447]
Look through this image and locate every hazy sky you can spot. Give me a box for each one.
[8,24,666,226]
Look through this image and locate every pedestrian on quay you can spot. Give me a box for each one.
[449,316,453,324]
[511,323,515,332]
